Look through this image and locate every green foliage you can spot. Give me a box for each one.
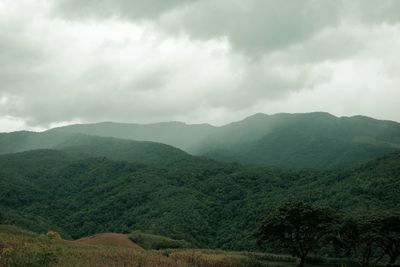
[197,113,400,169]
[0,148,399,252]
[0,131,198,167]
[255,201,337,267]
[371,214,400,266]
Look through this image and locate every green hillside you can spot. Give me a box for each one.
[49,121,217,152]
[49,112,400,169]
[196,113,400,168]
[1,149,399,250]
[0,131,198,167]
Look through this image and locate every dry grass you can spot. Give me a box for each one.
[0,225,335,267]
[165,249,296,267]
[75,233,143,250]
[0,225,187,267]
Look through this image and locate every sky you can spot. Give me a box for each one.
[1,0,400,132]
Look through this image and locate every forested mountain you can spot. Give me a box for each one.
[49,112,400,168]
[49,121,217,151]
[197,112,400,168]
[0,131,197,166]
[1,148,399,250]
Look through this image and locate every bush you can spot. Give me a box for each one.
[47,230,62,240]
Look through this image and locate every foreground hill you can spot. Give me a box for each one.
[0,225,298,267]
[50,112,400,168]
[1,149,399,250]
[76,233,143,249]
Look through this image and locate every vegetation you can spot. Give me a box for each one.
[255,202,337,267]
[0,225,183,267]
[129,231,193,250]
[0,131,198,167]
[3,112,400,169]
[0,117,399,265]
[49,112,400,168]
[256,203,400,267]
[0,148,399,251]
[0,225,299,267]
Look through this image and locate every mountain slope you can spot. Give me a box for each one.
[49,121,217,151]
[0,131,198,166]
[196,112,400,168]
[49,112,400,168]
[1,149,399,250]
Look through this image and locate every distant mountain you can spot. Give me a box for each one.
[1,149,399,250]
[0,131,196,166]
[50,112,400,168]
[196,112,400,168]
[49,121,217,152]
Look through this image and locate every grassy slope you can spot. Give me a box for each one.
[76,233,143,249]
[0,225,182,267]
[129,231,193,250]
[0,225,303,267]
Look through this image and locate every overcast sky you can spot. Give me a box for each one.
[1,0,400,132]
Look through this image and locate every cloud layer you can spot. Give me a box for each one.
[0,0,399,131]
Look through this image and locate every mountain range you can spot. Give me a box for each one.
[3,112,400,169]
[0,112,400,250]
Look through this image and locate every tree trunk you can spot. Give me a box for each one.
[387,255,398,267]
[298,256,306,267]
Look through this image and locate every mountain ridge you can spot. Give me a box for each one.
[2,112,400,169]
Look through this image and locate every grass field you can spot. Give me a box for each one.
[0,225,355,267]
[76,233,143,250]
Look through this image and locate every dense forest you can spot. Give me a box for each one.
[1,145,399,251]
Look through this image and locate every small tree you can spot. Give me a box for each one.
[255,201,336,267]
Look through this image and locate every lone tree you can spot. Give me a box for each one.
[255,201,336,267]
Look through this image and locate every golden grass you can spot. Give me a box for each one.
[165,249,296,267]
[0,225,187,267]
[0,225,329,267]
[75,233,143,250]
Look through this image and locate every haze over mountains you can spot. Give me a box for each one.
[2,112,398,169]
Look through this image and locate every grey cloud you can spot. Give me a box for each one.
[52,0,341,55]
[52,0,196,20]
[51,0,400,56]
[160,0,341,55]
[344,0,400,24]
[1,0,400,130]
